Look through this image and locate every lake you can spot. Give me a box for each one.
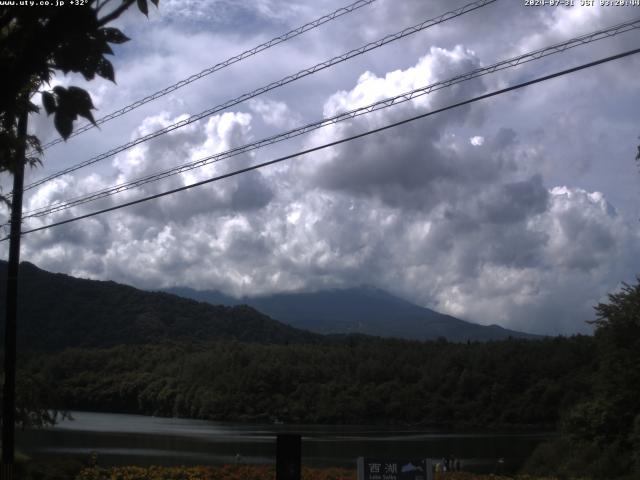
[17,411,551,472]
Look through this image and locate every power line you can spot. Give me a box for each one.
[6,46,639,242]
[23,0,497,193]
[23,17,639,218]
[20,17,640,220]
[40,0,379,150]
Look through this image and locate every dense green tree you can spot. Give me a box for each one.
[22,335,597,429]
[587,280,640,472]
[0,0,158,203]
[0,1,159,435]
[526,280,640,478]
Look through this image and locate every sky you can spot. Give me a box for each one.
[1,0,640,335]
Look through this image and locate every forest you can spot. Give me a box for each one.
[22,336,594,428]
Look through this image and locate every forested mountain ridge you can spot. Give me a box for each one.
[0,261,320,351]
[2,260,636,477]
[165,285,540,341]
[0,260,538,351]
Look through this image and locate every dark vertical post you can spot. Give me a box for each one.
[2,110,28,476]
[276,434,301,480]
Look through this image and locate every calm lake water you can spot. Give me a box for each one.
[17,411,551,472]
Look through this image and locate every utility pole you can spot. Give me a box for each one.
[2,110,28,478]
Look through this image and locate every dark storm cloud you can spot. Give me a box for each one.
[476,175,550,225]
[2,1,638,336]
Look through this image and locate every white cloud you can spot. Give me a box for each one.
[3,2,640,337]
[248,98,300,129]
[470,135,484,146]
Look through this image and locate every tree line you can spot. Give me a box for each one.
[22,335,595,429]
[8,279,640,478]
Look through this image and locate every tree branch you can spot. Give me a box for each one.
[97,0,136,27]
[94,0,116,14]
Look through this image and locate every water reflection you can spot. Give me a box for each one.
[17,411,552,471]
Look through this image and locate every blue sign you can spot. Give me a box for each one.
[357,458,432,480]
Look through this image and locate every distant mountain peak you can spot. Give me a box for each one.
[165,285,539,342]
[1,260,539,345]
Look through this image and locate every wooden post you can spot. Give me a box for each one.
[276,434,301,480]
[2,110,28,476]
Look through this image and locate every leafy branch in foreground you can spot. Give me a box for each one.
[0,0,159,427]
[0,0,158,205]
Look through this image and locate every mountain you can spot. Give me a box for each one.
[0,260,536,351]
[165,285,539,342]
[0,261,320,351]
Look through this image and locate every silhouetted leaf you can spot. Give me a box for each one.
[150,0,159,6]
[26,134,43,157]
[137,0,148,16]
[51,87,82,136]
[79,53,102,81]
[67,86,96,125]
[52,42,91,76]
[100,27,130,44]
[96,58,115,82]
[53,112,73,139]
[27,100,40,114]
[67,87,94,108]
[100,41,114,56]
[42,92,56,115]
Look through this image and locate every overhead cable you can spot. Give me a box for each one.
[6,46,639,241]
[40,0,380,150]
[21,17,640,219]
[24,0,497,192]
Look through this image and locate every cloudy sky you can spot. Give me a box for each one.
[2,0,640,335]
